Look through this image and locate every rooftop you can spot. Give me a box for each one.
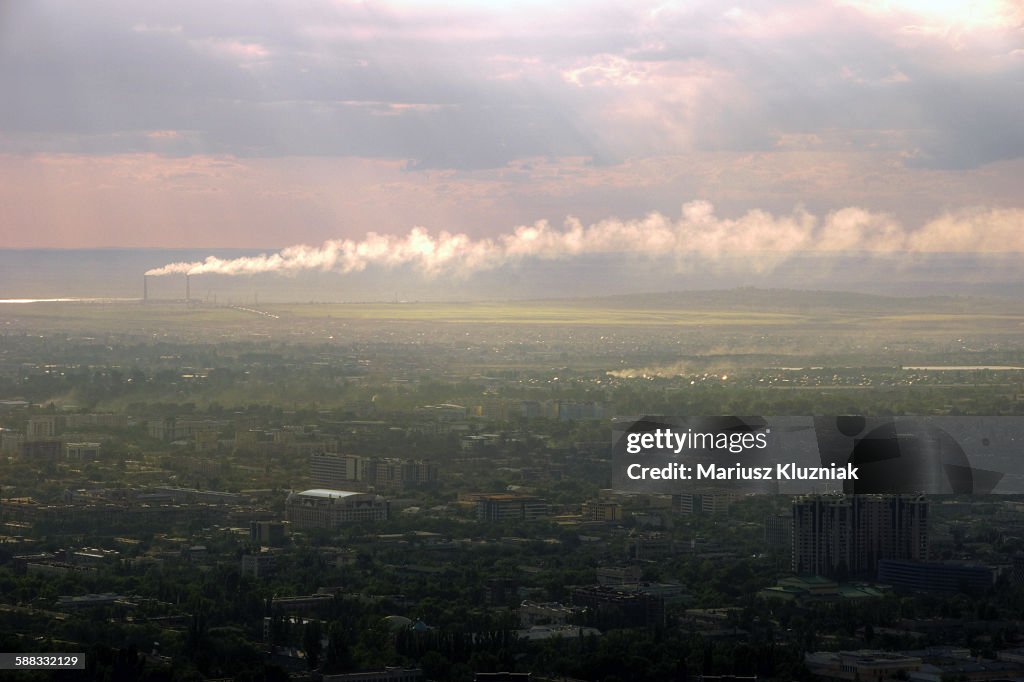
[297,489,362,499]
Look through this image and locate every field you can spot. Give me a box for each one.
[5,293,1024,365]
[262,301,808,326]
[5,290,1024,408]
[6,289,1024,325]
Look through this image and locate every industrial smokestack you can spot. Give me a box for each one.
[185,274,190,302]
[143,275,148,302]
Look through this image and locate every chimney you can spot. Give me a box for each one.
[185,274,191,302]
[143,275,148,302]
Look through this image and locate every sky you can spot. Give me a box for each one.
[1,0,1022,271]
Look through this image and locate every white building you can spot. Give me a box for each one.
[286,489,389,529]
[310,452,363,488]
[66,442,101,461]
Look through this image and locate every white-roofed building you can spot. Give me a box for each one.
[286,489,389,529]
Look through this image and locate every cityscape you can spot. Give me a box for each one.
[2,0,1024,680]
[1,299,1024,680]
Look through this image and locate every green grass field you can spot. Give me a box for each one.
[262,301,807,326]
[5,294,1024,336]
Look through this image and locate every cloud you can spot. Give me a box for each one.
[908,207,1024,251]
[1,1,1021,254]
[145,202,1024,277]
[0,1,1020,170]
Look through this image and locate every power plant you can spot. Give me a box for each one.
[141,273,193,304]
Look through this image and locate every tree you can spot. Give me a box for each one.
[303,619,323,670]
[322,621,354,674]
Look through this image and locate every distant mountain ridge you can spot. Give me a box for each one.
[541,288,1024,314]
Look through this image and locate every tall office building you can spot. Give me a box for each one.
[673,492,736,515]
[792,494,928,577]
[312,453,438,491]
[476,493,549,522]
[25,416,58,440]
[363,458,438,490]
[310,453,363,488]
[764,513,793,548]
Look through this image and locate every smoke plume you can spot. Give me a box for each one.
[145,202,1024,277]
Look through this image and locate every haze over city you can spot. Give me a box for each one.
[5,4,1024,682]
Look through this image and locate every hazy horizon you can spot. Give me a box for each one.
[4,247,1024,303]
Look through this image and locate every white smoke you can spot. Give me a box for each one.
[145,202,1024,277]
